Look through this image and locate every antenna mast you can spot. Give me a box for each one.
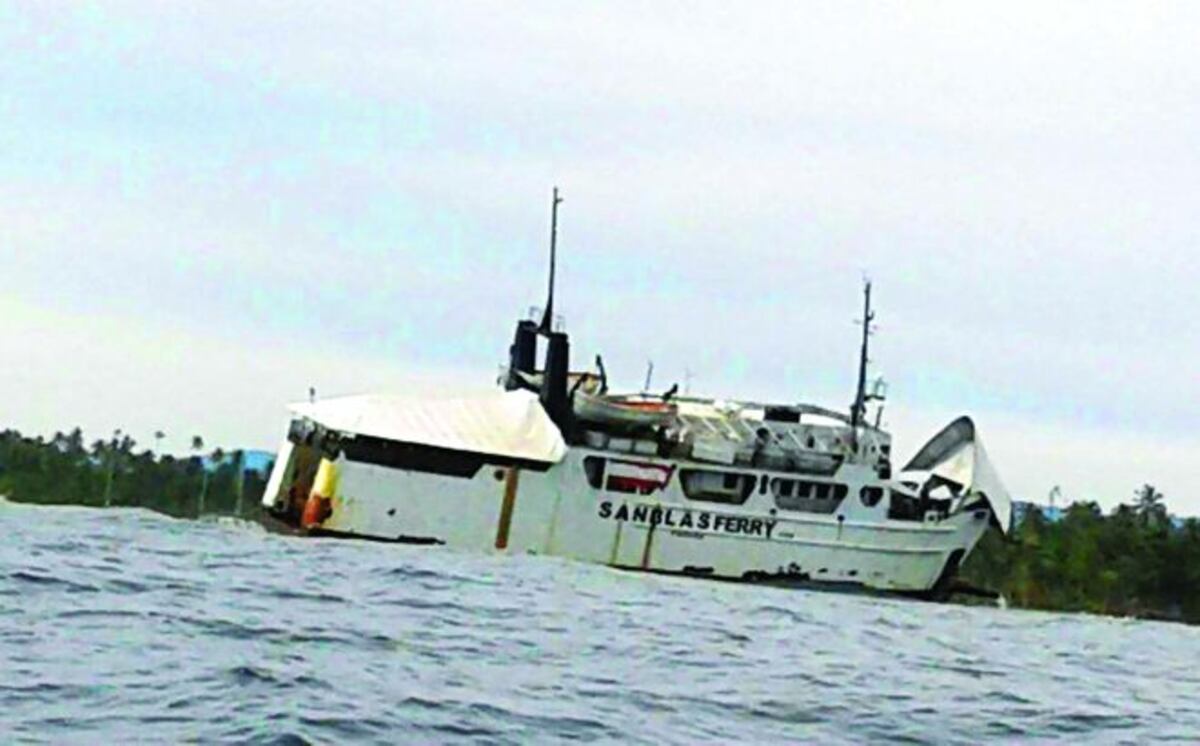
[539,187,563,333]
[850,280,875,453]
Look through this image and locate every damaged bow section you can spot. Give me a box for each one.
[901,416,1013,534]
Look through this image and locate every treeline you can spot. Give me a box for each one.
[0,428,271,520]
[961,485,1200,624]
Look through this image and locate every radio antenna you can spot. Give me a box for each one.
[538,187,563,334]
[850,279,875,453]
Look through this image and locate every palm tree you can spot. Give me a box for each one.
[103,429,122,507]
[154,430,165,454]
[192,436,207,517]
[1134,484,1167,527]
[67,427,84,456]
[231,450,246,517]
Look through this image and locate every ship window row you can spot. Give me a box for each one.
[771,478,847,501]
[771,478,848,513]
[583,457,869,512]
[679,470,756,504]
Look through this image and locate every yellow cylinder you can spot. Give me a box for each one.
[311,458,339,499]
[302,458,339,528]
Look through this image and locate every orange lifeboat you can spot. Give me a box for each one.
[572,391,677,428]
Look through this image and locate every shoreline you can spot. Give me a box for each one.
[3,492,1195,627]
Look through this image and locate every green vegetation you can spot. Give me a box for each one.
[961,485,1200,624]
[0,427,270,520]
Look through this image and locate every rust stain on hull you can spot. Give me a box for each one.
[640,523,656,570]
[494,467,521,549]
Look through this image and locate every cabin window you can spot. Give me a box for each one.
[583,456,605,489]
[771,478,847,514]
[597,459,675,495]
[341,436,485,478]
[680,470,755,504]
[860,486,885,507]
[606,475,652,494]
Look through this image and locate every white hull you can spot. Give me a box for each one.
[264,441,993,595]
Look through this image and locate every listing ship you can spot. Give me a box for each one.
[261,191,1012,598]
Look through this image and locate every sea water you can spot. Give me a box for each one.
[2,502,1198,744]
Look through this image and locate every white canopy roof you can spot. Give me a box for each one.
[289,389,567,465]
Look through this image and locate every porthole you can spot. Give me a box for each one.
[582,456,605,488]
[860,486,885,507]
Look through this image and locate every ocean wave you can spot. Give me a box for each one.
[1,505,1197,743]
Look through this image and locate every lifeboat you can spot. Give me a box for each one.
[573,391,677,428]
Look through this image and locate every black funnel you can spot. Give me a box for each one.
[540,331,571,430]
[505,320,538,391]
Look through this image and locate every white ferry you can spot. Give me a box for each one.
[261,192,1012,598]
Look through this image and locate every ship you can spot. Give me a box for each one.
[261,190,1012,598]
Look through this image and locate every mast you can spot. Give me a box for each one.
[850,280,875,452]
[539,187,564,333]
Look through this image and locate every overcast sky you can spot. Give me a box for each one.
[2,2,1197,512]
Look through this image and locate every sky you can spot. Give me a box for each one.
[1,2,1197,512]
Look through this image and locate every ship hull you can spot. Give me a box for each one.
[263,445,991,595]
